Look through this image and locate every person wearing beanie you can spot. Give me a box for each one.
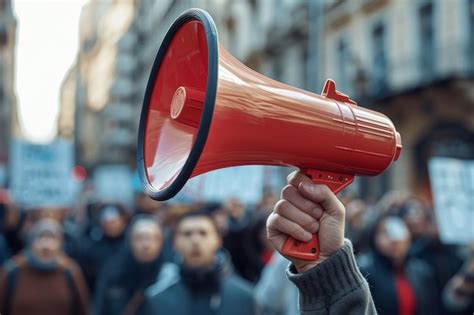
[81,204,128,293]
[94,215,164,315]
[0,218,90,315]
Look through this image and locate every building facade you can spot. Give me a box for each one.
[0,0,16,187]
[70,0,138,169]
[321,0,474,199]
[69,0,473,200]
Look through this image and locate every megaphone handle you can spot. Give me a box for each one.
[281,169,354,261]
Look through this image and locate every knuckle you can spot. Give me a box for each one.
[274,199,290,214]
[266,213,278,227]
[281,185,295,199]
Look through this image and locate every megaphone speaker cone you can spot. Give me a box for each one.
[137,9,218,201]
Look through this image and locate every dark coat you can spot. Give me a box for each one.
[142,252,258,315]
[93,238,164,315]
[81,232,125,293]
[358,251,438,315]
[409,236,464,315]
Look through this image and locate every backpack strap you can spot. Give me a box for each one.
[64,268,80,315]
[3,262,19,315]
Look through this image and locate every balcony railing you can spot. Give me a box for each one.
[357,42,474,101]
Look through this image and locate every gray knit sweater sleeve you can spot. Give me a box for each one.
[287,240,377,315]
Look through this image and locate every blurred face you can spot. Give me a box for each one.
[174,216,222,268]
[131,221,163,263]
[31,234,62,262]
[101,215,126,238]
[375,217,411,266]
[403,200,428,237]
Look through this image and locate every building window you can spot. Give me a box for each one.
[419,2,435,79]
[371,22,387,95]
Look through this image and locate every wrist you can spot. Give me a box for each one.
[294,241,344,273]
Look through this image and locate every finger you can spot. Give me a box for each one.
[298,183,345,217]
[267,213,313,242]
[287,171,313,187]
[274,199,320,233]
[281,185,323,220]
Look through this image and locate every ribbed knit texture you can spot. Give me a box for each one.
[287,240,377,315]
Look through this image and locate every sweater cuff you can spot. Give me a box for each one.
[287,239,368,310]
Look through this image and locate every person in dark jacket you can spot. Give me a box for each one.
[443,243,474,314]
[94,215,164,315]
[142,211,258,315]
[0,192,24,255]
[399,197,465,314]
[358,212,438,315]
[0,218,90,315]
[81,204,127,292]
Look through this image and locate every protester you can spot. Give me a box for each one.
[0,218,90,315]
[0,191,24,255]
[240,213,274,282]
[209,198,257,281]
[398,197,465,314]
[81,204,128,292]
[266,171,376,314]
[142,210,258,315]
[358,213,438,315]
[94,215,164,315]
[443,243,474,314]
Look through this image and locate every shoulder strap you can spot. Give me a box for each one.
[64,268,80,315]
[3,263,19,315]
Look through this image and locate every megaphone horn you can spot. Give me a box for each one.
[138,8,402,261]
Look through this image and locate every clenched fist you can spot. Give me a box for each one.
[267,171,346,272]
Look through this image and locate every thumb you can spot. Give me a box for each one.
[298,182,344,219]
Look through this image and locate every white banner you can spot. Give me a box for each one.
[9,138,76,208]
[173,165,286,205]
[428,157,474,245]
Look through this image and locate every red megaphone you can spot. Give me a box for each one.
[137,9,402,261]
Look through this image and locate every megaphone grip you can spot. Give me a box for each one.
[281,170,354,261]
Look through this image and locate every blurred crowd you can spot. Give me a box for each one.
[0,184,473,315]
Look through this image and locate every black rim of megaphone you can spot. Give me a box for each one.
[137,8,218,201]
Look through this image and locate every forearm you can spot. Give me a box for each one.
[287,240,377,315]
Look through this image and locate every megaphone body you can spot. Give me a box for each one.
[138,9,402,260]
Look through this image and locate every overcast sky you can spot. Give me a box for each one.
[15,0,88,143]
